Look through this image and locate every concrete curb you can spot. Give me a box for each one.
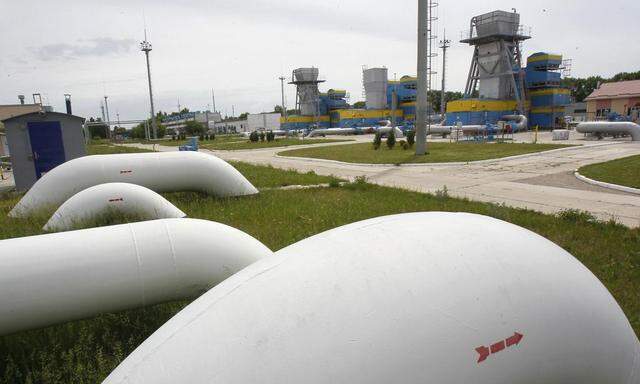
[574,171,640,196]
[275,142,617,168]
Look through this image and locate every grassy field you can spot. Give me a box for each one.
[145,136,350,151]
[0,148,638,382]
[279,141,571,164]
[87,142,153,155]
[579,154,640,189]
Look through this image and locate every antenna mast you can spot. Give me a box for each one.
[439,31,451,117]
[140,24,158,139]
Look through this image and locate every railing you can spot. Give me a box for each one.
[460,25,531,41]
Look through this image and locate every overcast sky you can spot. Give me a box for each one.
[1,0,638,122]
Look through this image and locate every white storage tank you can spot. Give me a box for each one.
[363,68,389,110]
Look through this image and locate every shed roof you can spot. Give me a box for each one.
[0,104,43,122]
[1,111,85,124]
[585,79,640,101]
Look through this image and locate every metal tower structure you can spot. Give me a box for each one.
[289,68,325,121]
[140,29,158,139]
[461,10,530,114]
[439,32,451,117]
[211,89,216,113]
[415,0,437,155]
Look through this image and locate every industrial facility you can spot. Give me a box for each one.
[282,10,579,133]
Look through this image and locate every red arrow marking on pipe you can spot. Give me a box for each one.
[506,332,524,347]
[108,198,124,203]
[476,332,524,364]
[490,341,505,354]
[475,346,490,363]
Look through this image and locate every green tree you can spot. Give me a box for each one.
[562,70,640,102]
[184,121,205,136]
[353,101,366,109]
[386,129,396,149]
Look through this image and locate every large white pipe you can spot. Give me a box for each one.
[10,151,258,217]
[43,183,186,232]
[375,126,404,138]
[103,213,639,384]
[577,121,640,141]
[0,218,272,336]
[306,128,357,138]
[499,114,528,132]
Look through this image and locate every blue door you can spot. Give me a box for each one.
[27,121,66,179]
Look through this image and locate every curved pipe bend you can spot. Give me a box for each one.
[576,121,640,141]
[43,183,186,232]
[10,151,258,218]
[104,213,639,383]
[500,114,528,132]
[0,218,272,335]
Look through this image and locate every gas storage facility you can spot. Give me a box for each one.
[282,10,573,133]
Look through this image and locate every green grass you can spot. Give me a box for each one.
[150,136,350,150]
[579,154,640,189]
[87,143,153,155]
[0,159,638,382]
[280,141,572,164]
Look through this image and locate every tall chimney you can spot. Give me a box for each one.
[18,95,25,105]
[64,94,72,115]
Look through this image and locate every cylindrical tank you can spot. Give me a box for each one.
[103,213,639,384]
[293,68,319,82]
[363,68,389,110]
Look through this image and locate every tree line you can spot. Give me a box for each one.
[563,70,640,102]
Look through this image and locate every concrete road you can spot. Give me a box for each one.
[108,132,640,227]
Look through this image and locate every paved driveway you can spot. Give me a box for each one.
[125,133,640,227]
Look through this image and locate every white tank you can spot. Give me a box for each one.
[293,67,319,82]
[363,67,389,110]
[103,213,639,384]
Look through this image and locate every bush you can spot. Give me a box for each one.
[399,140,409,150]
[249,131,259,142]
[373,132,382,150]
[259,132,266,142]
[266,131,275,142]
[210,133,216,141]
[406,130,415,147]
[386,130,396,149]
[184,121,206,137]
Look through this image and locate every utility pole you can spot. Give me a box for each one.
[211,89,216,113]
[415,0,429,155]
[439,32,451,118]
[232,105,235,118]
[177,97,181,113]
[103,95,111,139]
[100,103,106,122]
[279,76,288,120]
[140,29,158,139]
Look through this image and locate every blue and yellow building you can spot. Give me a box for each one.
[525,53,571,128]
[443,52,571,129]
[281,76,418,131]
